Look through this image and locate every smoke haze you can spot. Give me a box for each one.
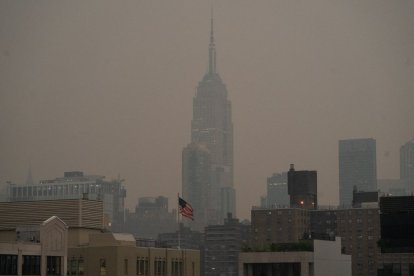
[1,1,413,219]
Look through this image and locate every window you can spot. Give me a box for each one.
[0,254,18,275]
[136,258,148,275]
[154,258,165,276]
[124,259,128,275]
[22,255,40,275]
[99,259,106,276]
[47,256,61,276]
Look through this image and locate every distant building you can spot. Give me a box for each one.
[339,138,377,206]
[400,139,414,193]
[4,171,126,229]
[182,15,235,229]
[262,172,289,208]
[378,178,406,196]
[352,188,378,208]
[123,196,177,239]
[287,164,317,209]
[157,224,203,250]
[204,213,250,276]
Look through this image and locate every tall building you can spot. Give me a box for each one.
[262,172,289,208]
[339,138,377,206]
[182,15,235,229]
[287,164,317,209]
[400,139,414,193]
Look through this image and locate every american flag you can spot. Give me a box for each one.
[178,197,194,220]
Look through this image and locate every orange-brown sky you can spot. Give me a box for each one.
[1,1,413,219]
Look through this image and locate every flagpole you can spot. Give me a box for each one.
[177,193,181,249]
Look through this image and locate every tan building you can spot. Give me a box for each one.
[0,200,201,276]
[68,232,199,276]
[0,216,68,276]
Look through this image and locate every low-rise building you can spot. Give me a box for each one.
[239,238,351,276]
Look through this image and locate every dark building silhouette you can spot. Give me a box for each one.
[352,187,378,208]
[377,196,414,275]
[379,196,414,253]
[339,138,377,206]
[182,15,235,229]
[287,164,317,209]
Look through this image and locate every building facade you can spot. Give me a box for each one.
[251,207,310,249]
[4,171,126,229]
[204,214,250,276]
[0,216,68,276]
[182,16,235,230]
[287,164,317,209]
[339,138,377,206]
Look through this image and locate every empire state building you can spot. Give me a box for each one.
[182,16,235,229]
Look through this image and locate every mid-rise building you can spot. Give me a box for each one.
[400,139,414,193]
[251,207,310,249]
[239,237,351,276]
[204,213,250,276]
[339,138,377,206]
[4,171,126,229]
[287,164,317,209]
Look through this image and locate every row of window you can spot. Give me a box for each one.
[0,254,60,276]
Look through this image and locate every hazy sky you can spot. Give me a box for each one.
[1,1,413,219]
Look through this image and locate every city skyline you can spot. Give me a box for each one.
[1,1,413,220]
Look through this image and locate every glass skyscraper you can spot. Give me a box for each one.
[339,138,377,206]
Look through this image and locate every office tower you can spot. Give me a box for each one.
[339,138,377,206]
[263,172,289,208]
[287,164,317,209]
[182,15,235,228]
[400,139,414,193]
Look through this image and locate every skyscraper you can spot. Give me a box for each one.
[400,139,414,193]
[182,15,235,229]
[339,138,377,206]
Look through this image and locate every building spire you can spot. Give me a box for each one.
[208,6,216,75]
